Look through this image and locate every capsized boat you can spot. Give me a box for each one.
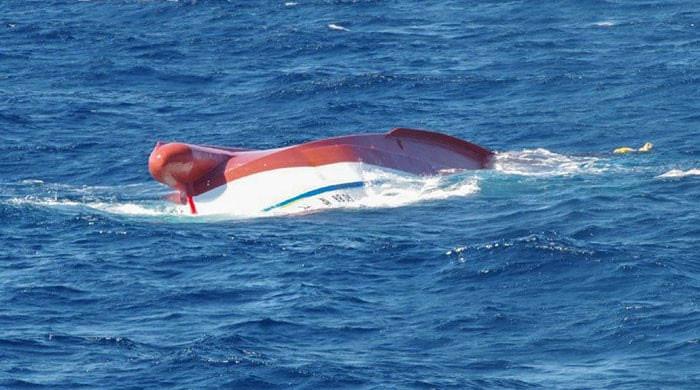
[148,128,493,215]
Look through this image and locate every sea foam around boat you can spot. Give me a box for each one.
[1,149,618,219]
[492,149,608,176]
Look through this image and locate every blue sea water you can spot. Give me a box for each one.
[1,0,699,388]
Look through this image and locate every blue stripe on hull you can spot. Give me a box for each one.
[263,181,365,212]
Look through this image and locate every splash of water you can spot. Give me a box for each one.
[252,169,481,218]
[353,170,480,209]
[492,148,607,177]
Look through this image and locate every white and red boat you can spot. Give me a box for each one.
[148,128,493,215]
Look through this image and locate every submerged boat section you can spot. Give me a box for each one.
[149,128,493,215]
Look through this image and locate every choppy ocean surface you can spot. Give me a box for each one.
[1,0,699,388]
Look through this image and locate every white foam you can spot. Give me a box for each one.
[593,20,616,27]
[88,202,182,216]
[351,170,480,210]
[7,196,183,217]
[284,1,298,6]
[656,168,700,179]
[5,171,480,220]
[492,148,606,177]
[241,171,480,217]
[328,24,350,32]
[20,179,45,185]
[8,197,81,208]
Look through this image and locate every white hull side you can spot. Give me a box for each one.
[190,162,411,216]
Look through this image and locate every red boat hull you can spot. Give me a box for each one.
[149,128,493,214]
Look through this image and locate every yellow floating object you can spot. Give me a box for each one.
[613,147,635,154]
[638,142,653,152]
[613,142,653,154]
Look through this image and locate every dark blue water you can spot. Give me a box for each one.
[2,1,699,388]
